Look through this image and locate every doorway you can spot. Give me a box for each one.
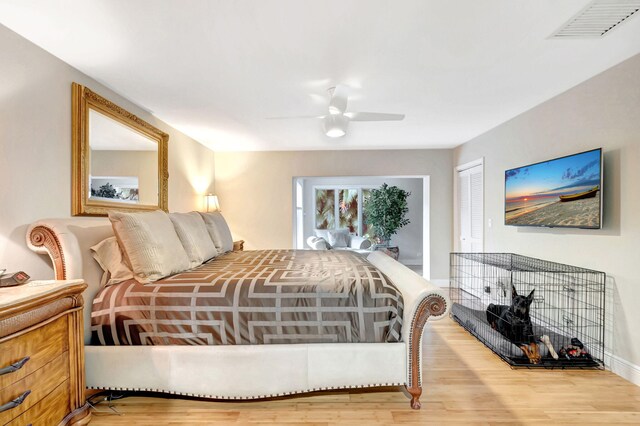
[456,160,484,252]
[292,175,431,278]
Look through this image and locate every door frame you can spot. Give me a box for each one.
[292,175,431,279]
[453,158,484,252]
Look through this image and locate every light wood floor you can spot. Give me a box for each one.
[88,318,640,425]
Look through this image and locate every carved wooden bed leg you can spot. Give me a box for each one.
[406,386,423,409]
[405,294,447,409]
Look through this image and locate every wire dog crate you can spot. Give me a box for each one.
[450,253,605,369]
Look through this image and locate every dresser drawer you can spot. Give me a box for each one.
[0,351,69,425]
[0,316,68,390]
[6,379,70,426]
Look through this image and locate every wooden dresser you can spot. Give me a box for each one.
[0,280,90,425]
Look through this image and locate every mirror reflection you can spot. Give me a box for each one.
[88,109,159,206]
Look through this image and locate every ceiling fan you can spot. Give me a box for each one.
[267,85,405,138]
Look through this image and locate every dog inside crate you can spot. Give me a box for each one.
[449,253,604,368]
[486,285,543,363]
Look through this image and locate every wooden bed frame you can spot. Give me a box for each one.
[27,219,449,409]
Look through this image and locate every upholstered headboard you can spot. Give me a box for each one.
[27,218,114,343]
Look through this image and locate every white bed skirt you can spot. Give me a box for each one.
[86,342,406,398]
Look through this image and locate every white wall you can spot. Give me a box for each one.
[454,53,640,374]
[299,176,424,265]
[214,149,452,280]
[0,24,215,280]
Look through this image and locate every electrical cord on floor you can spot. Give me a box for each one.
[87,391,127,416]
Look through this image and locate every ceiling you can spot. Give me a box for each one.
[1,0,639,151]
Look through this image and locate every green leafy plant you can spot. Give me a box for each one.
[363,183,410,246]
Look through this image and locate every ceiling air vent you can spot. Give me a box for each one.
[552,0,640,38]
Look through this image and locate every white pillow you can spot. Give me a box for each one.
[314,229,331,240]
[169,212,219,268]
[306,236,330,250]
[328,228,350,248]
[109,210,191,283]
[90,237,134,287]
[199,212,233,253]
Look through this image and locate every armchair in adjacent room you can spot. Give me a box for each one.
[306,228,372,253]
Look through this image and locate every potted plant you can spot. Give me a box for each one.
[363,183,410,260]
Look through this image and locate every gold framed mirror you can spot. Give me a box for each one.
[72,83,168,216]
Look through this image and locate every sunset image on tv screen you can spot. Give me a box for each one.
[505,149,602,228]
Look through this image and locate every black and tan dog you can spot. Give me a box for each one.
[486,285,540,364]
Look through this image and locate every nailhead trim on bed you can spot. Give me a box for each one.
[86,383,405,399]
[406,294,448,387]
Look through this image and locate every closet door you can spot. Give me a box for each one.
[457,163,483,252]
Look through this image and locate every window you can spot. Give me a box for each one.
[315,189,335,230]
[362,188,372,236]
[338,189,358,233]
[315,186,373,236]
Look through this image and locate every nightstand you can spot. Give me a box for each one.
[233,240,245,252]
[0,280,90,425]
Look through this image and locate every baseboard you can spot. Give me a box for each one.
[605,351,640,387]
[429,279,450,288]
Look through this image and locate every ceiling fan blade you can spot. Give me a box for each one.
[345,112,405,121]
[265,115,326,120]
[328,84,348,115]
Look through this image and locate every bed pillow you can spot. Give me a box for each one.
[199,212,234,253]
[313,229,331,241]
[90,237,134,287]
[328,228,350,248]
[109,210,191,283]
[307,236,330,250]
[169,212,219,267]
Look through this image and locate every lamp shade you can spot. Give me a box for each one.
[323,114,348,138]
[204,194,220,212]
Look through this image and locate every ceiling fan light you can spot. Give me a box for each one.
[323,114,348,138]
[326,128,346,138]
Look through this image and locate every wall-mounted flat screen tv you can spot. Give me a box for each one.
[505,148,602,229]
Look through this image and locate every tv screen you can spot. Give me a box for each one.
[505,148,602,229]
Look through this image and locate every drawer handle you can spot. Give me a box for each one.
[0,390,31,413]
[0,357,30,376]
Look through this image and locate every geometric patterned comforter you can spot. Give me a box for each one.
[91,249,404,346]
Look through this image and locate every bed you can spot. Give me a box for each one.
[26,217,449,409]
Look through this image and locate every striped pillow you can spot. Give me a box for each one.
[199,212,234,253]
[169,212,218,267]
[109,210,191,282]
